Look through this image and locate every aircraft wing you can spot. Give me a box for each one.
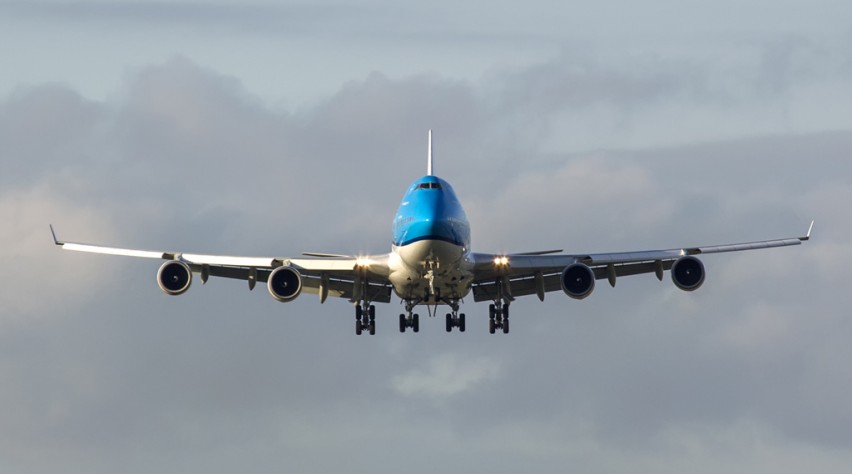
[469,221,813,302]
[50,226,393,303]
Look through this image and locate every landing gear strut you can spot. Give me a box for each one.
[355,302,376,335]
[489,302,509,334]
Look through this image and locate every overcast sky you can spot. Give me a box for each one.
[2,1,852,473]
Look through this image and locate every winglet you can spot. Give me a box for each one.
[802,220,814,241]
[50,224,61,246]
[427,130,433,176]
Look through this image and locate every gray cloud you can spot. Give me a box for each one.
[0,1,376,37]
[2,31,852,474]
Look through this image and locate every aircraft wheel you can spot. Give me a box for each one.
[369,305,375,320]
[459,313,466,332]
[355,319,363,335]
[502,318,510,334]
[413,314,420,333]
[446,314,452,332]
[399,314,406,333]
[489,319,496,334]
[369,321,376,335]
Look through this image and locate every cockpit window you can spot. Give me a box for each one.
[417,182,442,190]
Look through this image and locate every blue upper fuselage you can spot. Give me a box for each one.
[392,175,471,249]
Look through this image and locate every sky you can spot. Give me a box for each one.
[1,1,852,473]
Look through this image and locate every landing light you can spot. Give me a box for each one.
[494,256,509,266]
[355,257,372,267]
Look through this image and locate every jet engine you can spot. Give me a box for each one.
[157,260,192,295]
[267,266,303,302]
[561,263,595,300]
[671,256,705,291]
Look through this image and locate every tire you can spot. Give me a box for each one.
[413,314,420,333]
[356,305,362,319]
[446,314,452,332]
[399,314,406,333]
[355,319,363,335]
[489,319,496,334]
[459,314,466,332]
[369,305,376,320]
[502,304,510,318]
[502,318,510,334]
[489,304,496,319]
[368,321,376,335]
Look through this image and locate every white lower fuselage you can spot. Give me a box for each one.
[388,240,474,305]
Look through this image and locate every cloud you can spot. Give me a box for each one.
[391,353,502,398]
[486,41,852,152]
[466,155,676,252]
[1,51,852,474]
[0,186,121,323]
[0,1,378,37]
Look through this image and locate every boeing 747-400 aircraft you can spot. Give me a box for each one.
[52,132,812,335]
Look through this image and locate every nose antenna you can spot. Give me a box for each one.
[427,130,433,176]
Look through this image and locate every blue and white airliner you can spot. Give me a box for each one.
[52,132,813,335]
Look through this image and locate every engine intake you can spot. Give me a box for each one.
[561,263,595,300]
[671,256,705,291]
[157,261,192,295]
[267,266,302,302]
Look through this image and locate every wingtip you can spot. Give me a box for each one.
[802,220,814,241]
[50,224,60,245]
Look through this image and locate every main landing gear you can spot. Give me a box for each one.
[354,300,506,335]
[399,301,420,333]
[355,302,376,336]
[445,300,465,333]
[488,302,510,334]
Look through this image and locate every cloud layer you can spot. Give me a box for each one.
[2,2,852,473]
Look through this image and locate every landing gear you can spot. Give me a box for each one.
[399,312,419,333]
[355,303,376,335]
[447,301,464,332]
[445,312,465,332]
[488,302,510,334]
[399,300,420,333]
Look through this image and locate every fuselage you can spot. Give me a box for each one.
[388,175,474,304]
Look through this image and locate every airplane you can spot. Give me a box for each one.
[51,131,813,335]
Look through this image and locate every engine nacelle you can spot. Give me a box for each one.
[267,266,302,302]
[671,256,705,291]
[561,263,595,300]
[157,260,192,296]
